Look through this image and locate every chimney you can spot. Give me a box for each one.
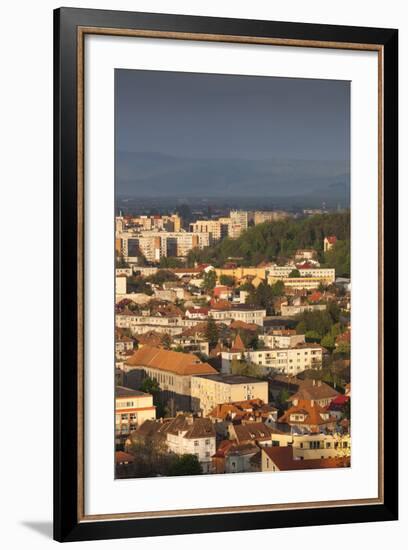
[312,379,316,386]
[318,380,322,387]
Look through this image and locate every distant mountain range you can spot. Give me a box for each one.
[116,151,350,207]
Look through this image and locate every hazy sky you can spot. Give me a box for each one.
[115,69,350,162]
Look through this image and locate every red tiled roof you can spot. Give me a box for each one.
[230,320,259,332]
[308,291,322,303]
[210,299,232,310]
[279,399,337,426]
[186,307,209,315]
[262,446,349,471]
[213,286,232,297]
[125,346,217,376]
[115,451,135,464]
[231,333,245,352]
[288,380,339,403]
[296,262,315,269]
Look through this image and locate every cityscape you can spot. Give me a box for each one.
[114,69,350,478]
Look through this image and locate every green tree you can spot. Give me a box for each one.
[168,454,202,476]
[323,240,350,277]
[116,253,128,268]
[270,280,285,296]
[342,399,351,421]
[159,257,183,268]
[202,270,217,292]
[321,333,336,352]
[335,341,351,356]
[140,376,160,395]
[160,333,172,350]
[277,388,291,408]
[126,275,153,295]
[289,269,301,278]
[119,435,171,478]
[148,269,178,285]
[186,212,350,268]
[327,301,341,323]
[231,358,263,378]
[219,274,235,287]
[205,318,219,349]
[305,330,321,342]
[246,281,274,314]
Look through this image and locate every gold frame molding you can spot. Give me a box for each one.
[76,27,384,523]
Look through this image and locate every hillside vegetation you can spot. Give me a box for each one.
[187,212,350,276]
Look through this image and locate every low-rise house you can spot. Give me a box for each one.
[213,286,233,300]
[278,399,338,434]
[191,374,269,416]
[115,332,135,353]
[164,415,216,474]
[261,445,349,472]
[212,440,260,474]
[287,379,339,408]
[136,416,216,474]
[229,422,291,448]
[115,292,152,305]
[136,331,168,348]
[185,307,209,320]
[292,433,351,460]
[324,235,337,252]
[326,394,350,419]
[124,346,217,410]
[207,399,278,437]
[115,386,156,440]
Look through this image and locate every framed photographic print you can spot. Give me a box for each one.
[54,7,398,542]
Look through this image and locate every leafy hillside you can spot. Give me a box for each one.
[187,212,350,275]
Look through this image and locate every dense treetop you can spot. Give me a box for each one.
[187,212,350,274]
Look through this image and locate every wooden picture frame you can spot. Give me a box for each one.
[54,7,398,542]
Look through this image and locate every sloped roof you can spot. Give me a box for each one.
[165,415,215,439]
[231,333,246,352]
[230,320,259,332]
[288,380,339,402]
[115,386,151,399]
[125,346,217,376]
[233,422,283,443]
[115,451,135,464]
[262,446,349,470]
[279,400,337,426]
[136,331,166,347]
